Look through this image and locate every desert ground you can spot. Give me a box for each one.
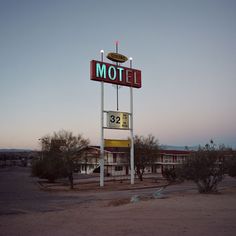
[1,168,236,236]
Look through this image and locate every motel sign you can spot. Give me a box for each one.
[90,43,142,187]
[90,60,142,88]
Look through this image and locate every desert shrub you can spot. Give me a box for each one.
[31,153,67,182]
[31,158,44,177]
[177,142,224,193]
[162,168,178,182]
[225,156,236,177]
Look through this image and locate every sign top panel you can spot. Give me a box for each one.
[90,60,142,88]
[106,52,128,63]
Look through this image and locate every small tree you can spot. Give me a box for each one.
[177,140,224,193]
[32,130,89,189]
[53,130,89,189]
[134,134,159,181]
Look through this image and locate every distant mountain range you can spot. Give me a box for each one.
[0,149,33,153]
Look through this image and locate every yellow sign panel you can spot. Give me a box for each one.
[104,139,131,148]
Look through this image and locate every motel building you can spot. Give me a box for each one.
[158,150,192,173]
[77,146,192,177]
[77,146,130,176]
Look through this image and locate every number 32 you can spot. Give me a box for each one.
[110,115,120,124]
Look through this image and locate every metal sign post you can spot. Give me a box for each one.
[129,58,134,184]
[116,41,119,111]
[100,50,104,187]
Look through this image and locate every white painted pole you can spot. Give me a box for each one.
[130,57,134,185]
[100,50,104,187]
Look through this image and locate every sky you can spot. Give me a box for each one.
[0,0,236,150]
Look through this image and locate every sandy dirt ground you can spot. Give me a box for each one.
[1,186,236,236]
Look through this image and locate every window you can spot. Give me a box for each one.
[113,153,117,163]
[163,156,172,163]
[115,166,123,171]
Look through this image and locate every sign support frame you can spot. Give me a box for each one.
[96,43,139,187]
[100,50,105,187]
[130,58,135,185]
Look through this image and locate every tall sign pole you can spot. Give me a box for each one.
[116,41,119,111]
[100,50,104,187]
[130,57,134,184]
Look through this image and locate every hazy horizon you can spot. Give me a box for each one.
[1,0,236,149]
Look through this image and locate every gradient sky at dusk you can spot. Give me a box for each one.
[0,0,236,149]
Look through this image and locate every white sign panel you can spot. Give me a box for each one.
[107,111,129,129]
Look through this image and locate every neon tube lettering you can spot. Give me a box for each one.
[96,63,106,79]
